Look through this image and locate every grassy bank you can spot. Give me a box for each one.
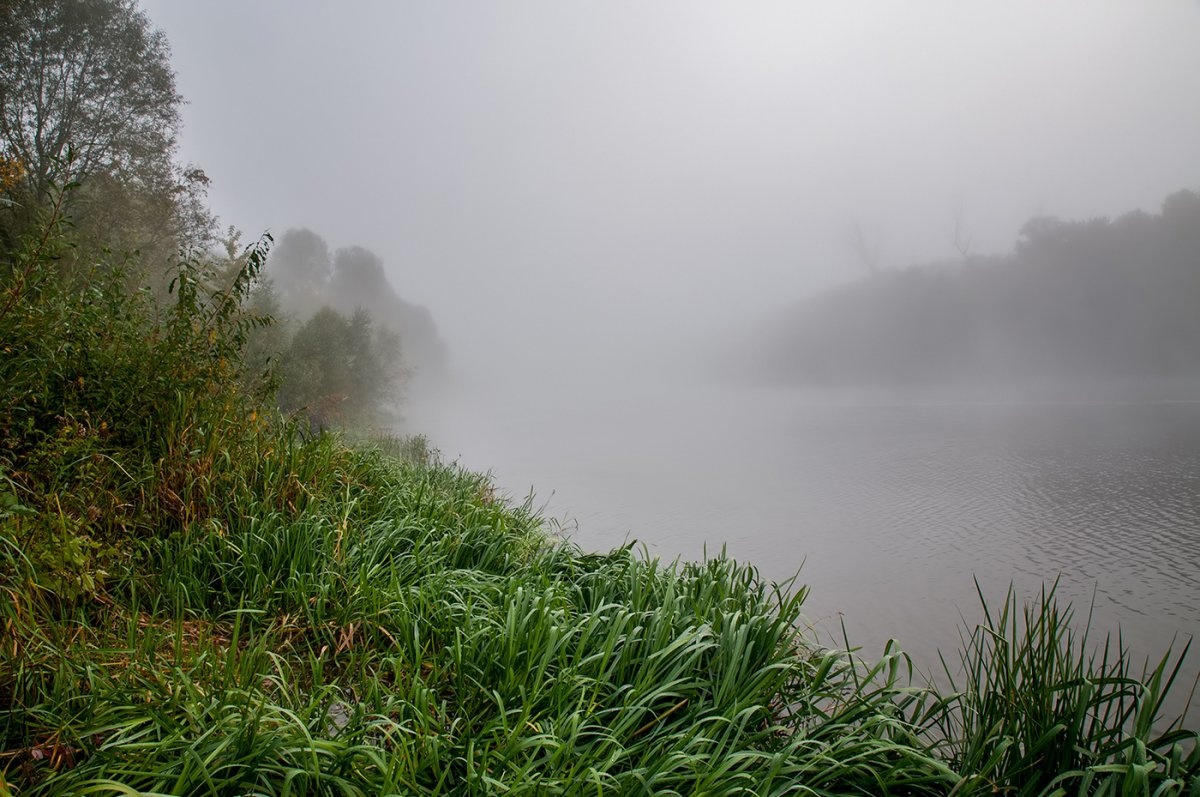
[2,213,1198,794]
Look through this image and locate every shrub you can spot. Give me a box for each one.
[0,180,271,602]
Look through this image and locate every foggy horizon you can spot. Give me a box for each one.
[142,0,1200,384]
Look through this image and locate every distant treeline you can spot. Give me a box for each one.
[246,229,448,430]
[756,189,1200,385]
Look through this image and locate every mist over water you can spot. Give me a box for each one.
[144,1,1200,385]
[142,0,1200,706]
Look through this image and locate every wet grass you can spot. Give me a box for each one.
[4,445,1196,795]
[1,203,1197,794]
[919,581,1199,795]
[0,444,948,794]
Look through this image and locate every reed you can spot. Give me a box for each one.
[916,581,1199,795]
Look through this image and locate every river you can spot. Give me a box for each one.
[407,377,1200,712]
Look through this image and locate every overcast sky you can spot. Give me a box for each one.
[141,0,1200,381]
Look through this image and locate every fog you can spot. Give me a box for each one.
[144,0,1200,388]
[139,2,1200,675]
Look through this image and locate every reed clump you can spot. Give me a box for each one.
[2,203,1197,795]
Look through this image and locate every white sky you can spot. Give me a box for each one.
[142,0,1200,379]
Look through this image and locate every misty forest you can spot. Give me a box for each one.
[2,1,1199,795]
[756,193,1200,385]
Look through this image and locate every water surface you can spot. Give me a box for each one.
[409,379,1200,707]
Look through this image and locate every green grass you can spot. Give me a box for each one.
[917,581,1200,796]
[2,453,956,795]
[1,199,1197,795]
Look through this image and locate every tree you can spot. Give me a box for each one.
[330,245,393,314]
[0,0,213,266]
[265,228,446,395]
[847,219,882,276]
[950,199,973,260]
[275,306,404,430]
[0,0,178,197]
[266,228,332,316]
[329,245,447,381]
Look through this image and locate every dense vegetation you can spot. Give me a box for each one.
[757,191,1200,386]
[0,0,444,432]
[2,1,1198,794]
[1,195,1198,794]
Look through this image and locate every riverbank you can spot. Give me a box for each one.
[4,437,1197,795]
[407,378,1200,702]
[2,228,1197,794]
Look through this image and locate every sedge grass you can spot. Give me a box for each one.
[5,438,1198,794]
[2,205,1197,795]
[4,446,956,794]
[916,580,1199,796]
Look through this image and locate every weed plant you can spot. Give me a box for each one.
[1,196,1197,794]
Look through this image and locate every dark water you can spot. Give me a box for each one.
[410,380,1200,711]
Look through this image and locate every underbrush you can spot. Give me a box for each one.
[1,201,1197,794]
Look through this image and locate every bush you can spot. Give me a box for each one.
[0,184,271,601]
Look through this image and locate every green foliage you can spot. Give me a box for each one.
[0,0,178,197]
[917,582,1200,795]
[363,432,438,466]
[4,455,954,794]
[275,306,403,430]
[0,0,215,279]
[0,186,272,602]
[264,228,447,394]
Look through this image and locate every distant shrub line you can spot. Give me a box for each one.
[760,189,1200,386]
